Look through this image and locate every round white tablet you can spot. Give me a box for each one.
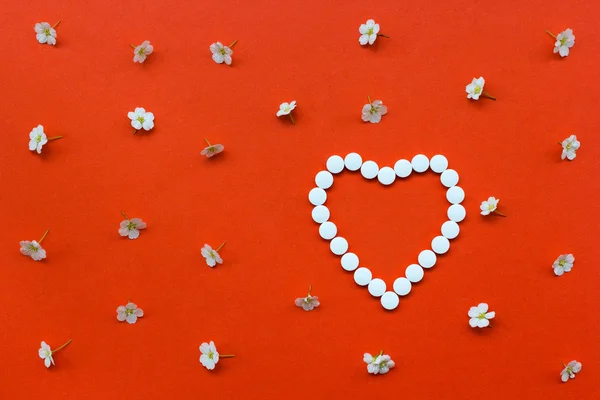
[312,205,330,223]
[441,221,460,239]
[446,186,465,204]
[394,159,412,178]
[319,221,337,240]
[354,267,372,286]
[377,167,396,185]
[315,171,334,189]
[368,278,386,297]
[411,154,429,173]
[430,154,448,173]
[341,252,359,271]
[393,277,412,296]
[326,155,345,174]
[308,188,327,206]
[381,291,400,310]
[440,169,459,188]
[405,264,424,282]
[330,237,348,255]
[418,249,437,268]
[360,160,379,179]
[431,236,450,254]
[344,153,363,171]
[447,204,466,222]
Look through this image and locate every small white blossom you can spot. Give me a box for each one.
[561,360,582,382]
[466,77,496,100]
[277,101,297,124]
[29,125,48,154]
[201,139,224,158]
[128,107,155,132]
[116,302,144,324]
[132,40,153,63]
[363,352,395,375]
[34,21,59,45]
[480,196,505,216]
[210,41,237,65]
[20,229,49,261]
[38,339,71,368]
[359,19,387,45]
[468,303,495,328]
[201,243,224,267]
[553,254,574,276]
[551,29,575,57]
[295,285,320,311]
[561,135,580,160]
[362,98,387,123]
[118,213,147,239]
[199,341,219,370]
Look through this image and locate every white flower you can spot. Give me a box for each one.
[468,303,495,328]
[466,77,496,100]
[128,107,155,132]
[132,40,153,63]
[551,29,575,57]
[118,213,147,239]
[201,243,224,267]
[362,98,387,123]
[363,352,395,375]
[561,360,582,382]
[480,196,506,216]
[34,21,59,45]
[199,341,219,370]
[29,125,48,154]
[359,19,387,45]
[210,41,237,65]
[20,229,49,261]
[201,139,224,158]
[116,302,144,324]
[38,339,71,368]
[295,285,320,311]
[553,254,574,276]
[561,135,580,160]
[277,101,297,124]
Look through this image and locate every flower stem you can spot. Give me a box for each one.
[52,339,72,354]
[121,211,129,220]
[377,33,390,38]
[48,136,63,141]
[545,30,557,39]
[39,229,50,243]
[368,95,372,104]
[289,113,295,125]
[307,285,312,296]
[130,44,136,49]
[220,354,235,358]
[483,92,496,101]
[229,40,238,48]
[494,210,507,217]
[216,241,226,251]
[204,138,211,146]
[133,128,139,135]
[52,20,61,29]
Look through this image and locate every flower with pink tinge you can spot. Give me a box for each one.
[117,302,144,324]
[132,40,153,63]
[118,212,147,239]
[295,285,320,311]
[201,242,225,267]
[561,360,582,382]
[20,229,50,261]
[201,138,224,158]
[362,96,387,123]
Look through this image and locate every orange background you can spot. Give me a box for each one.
[1,0,599,398]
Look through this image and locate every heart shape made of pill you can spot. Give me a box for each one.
[308,153,466,310]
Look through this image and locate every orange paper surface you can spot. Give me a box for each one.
[1,1,599,399]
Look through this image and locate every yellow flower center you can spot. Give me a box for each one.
[477,312,486,320]
[36,135,42,143]
[44,29,50,36]
[208,351,214,359]
[558,259,566,267]
[370,106,378,115]
[474,86,482,94]
[560,37,567,46]
[565,143,572,150]
[29,244,39,252]
[137,116,145,124]
[367,28,374,35]
[126,308,135,315]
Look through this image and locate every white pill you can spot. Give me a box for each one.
[308,188,327,206]
[315,171,334,189]
[440,169,459,188]
[341,252,359,271]
[368,278,386,297]
[411,154,429,173]
[441,221,460,239]
[381,291,400,310]
[330,237,348,255]
[405,264,424,282]
[319,221,337,240]
[446,186,465,204]
[361,160,379,179]
[447,204,466,222]
[431,236,450,254]
[418,250,437,268]
[344,153,363,171]
[312,205,330,223]
[393,277,412,296]
[354,267,372,286]
[377,167,396,185]
[430,155,448,173]
[394,159,412,178]
[326,155,345,174]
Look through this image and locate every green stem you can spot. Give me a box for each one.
[204,138,211,146]
[133,128,139,135]
[39,229,50,244]
[289,113,295,125]
[121,211,129,220]
[52,339,72,354]
[377,34,389,38]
